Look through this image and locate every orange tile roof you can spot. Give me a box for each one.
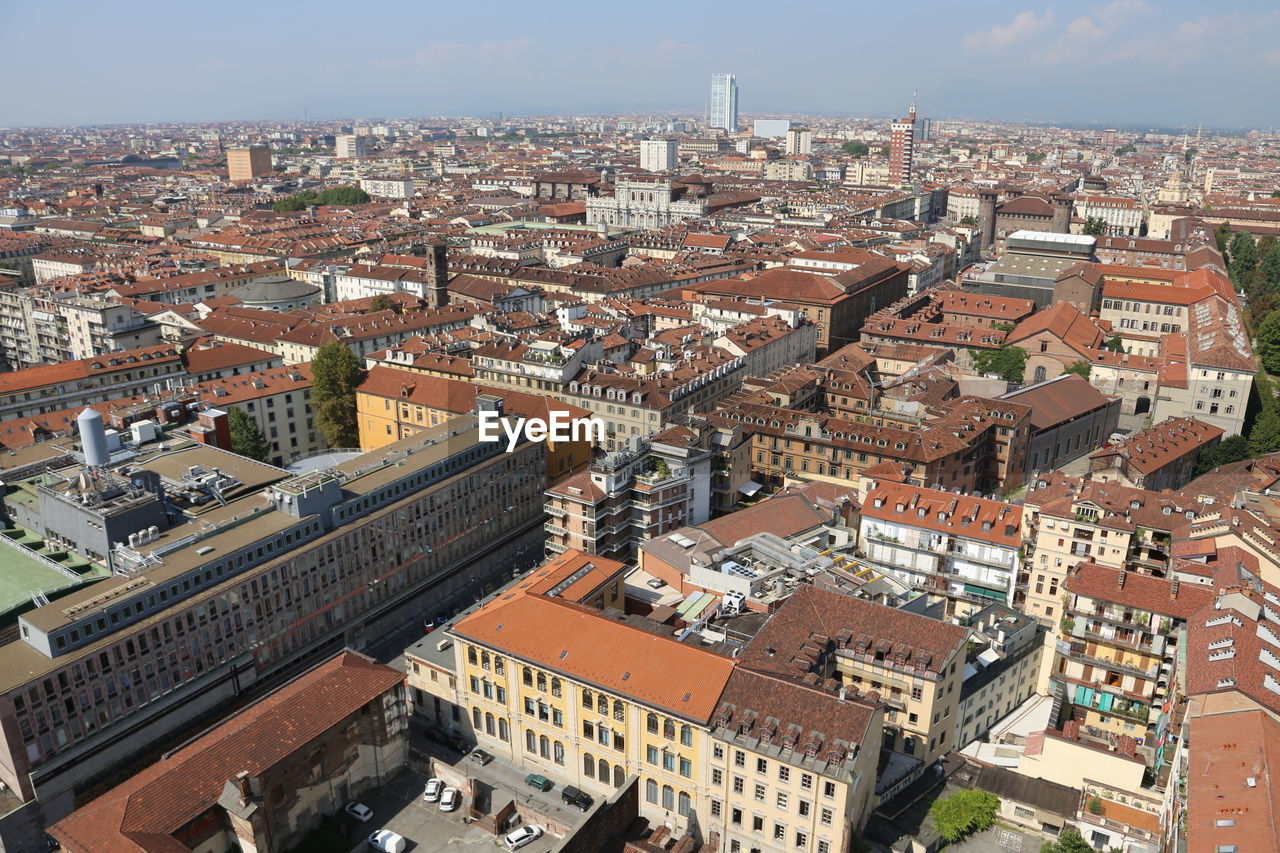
[0,343,182,395]
[862,481,1023,547]
[452,554,733,722]
[49,651,402,853]
[1186,709,1280,853]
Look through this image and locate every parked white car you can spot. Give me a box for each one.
[504,824,543,850]
[439,786,460,812]
[423,777,443,802]
[344,802,373,823]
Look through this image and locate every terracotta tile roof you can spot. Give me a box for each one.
[691,258,904,305]
[519,550,628,603]
[711,668,879,773]
[1185,708,1280,853]
[739,585,967,680]
[1064,562,1212,620]
[1088,416,1223,476]
[1001,373,1116,432]
[862,481,1023,548]
[1100,280,1215,305]
[451,570,733,723]
[1006,302,1104,356]
[0,343,182,395]
[49,651,403,852]
[181,338,280,374]
[356,366,589,423]
[698,492,830,546]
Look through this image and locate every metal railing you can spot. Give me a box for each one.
[0,532,83,582]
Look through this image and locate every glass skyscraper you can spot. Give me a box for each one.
[709,73,738,132]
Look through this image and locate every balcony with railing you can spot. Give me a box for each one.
[1064,645,1160,682]
[1084,605,1156,632]
[1071,619,1165,656]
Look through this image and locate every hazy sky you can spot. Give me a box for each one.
[5,0,1279,129]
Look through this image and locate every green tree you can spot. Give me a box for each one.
[1257,310,1280,374]
[1215,221,1233,255]
[960,214,978,226]
[1115,144,1136,155]
[315,185,370,206]
[972,346,1028,383]
[1105,333,1125,353]
[1229,230,1259,286]
[273,196,307,212]
[930,789,999,843]
[273,188,319,212]
[369,293,399,313]
[1083,216,1107,236]
[1041,828,1095,853]
[841,140,869,157]
[227,406,270,463]
[1250,403,1280,457]
[311,341,362,448]
[878,146,890,158]
[1193,434,1252,476]
[1261,246,1280,294]
[1064,360,1092,379]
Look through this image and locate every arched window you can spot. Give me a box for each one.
[662,785,675,811]
[646,778,658,804]
[678,791,691,816]
[613,700,624,721]
[599,758,610,782]
[537,672,547,692]
[582,689,593,710]
[1034,365,1047,384]
[551,677,561,698]
[647,713,659,735]
[680,724,692,746]
[540,735,550,759]
[613,764,625,788]
[554,741,565,765]
[526,729,536,753]
[498,719,509,742]
[663,719,675,740]
[522,667,533,687]
[480,651,489,670]
[598,695,608,715]
[485,712,495,736]
[584,753,595,778]
[472,707,482,730]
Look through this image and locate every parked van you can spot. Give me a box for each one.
[368,829,406,853]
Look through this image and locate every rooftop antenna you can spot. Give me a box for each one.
[909,90,917,121]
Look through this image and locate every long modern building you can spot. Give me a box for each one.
[0,411,546,846]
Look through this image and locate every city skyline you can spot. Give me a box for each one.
[6,0,1280,128]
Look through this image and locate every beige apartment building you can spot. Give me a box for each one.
[227,146,272,182]
[707,668,882,853]
[736,586,967,802]
[419,550,732,838]
[1058,563,1210,743]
